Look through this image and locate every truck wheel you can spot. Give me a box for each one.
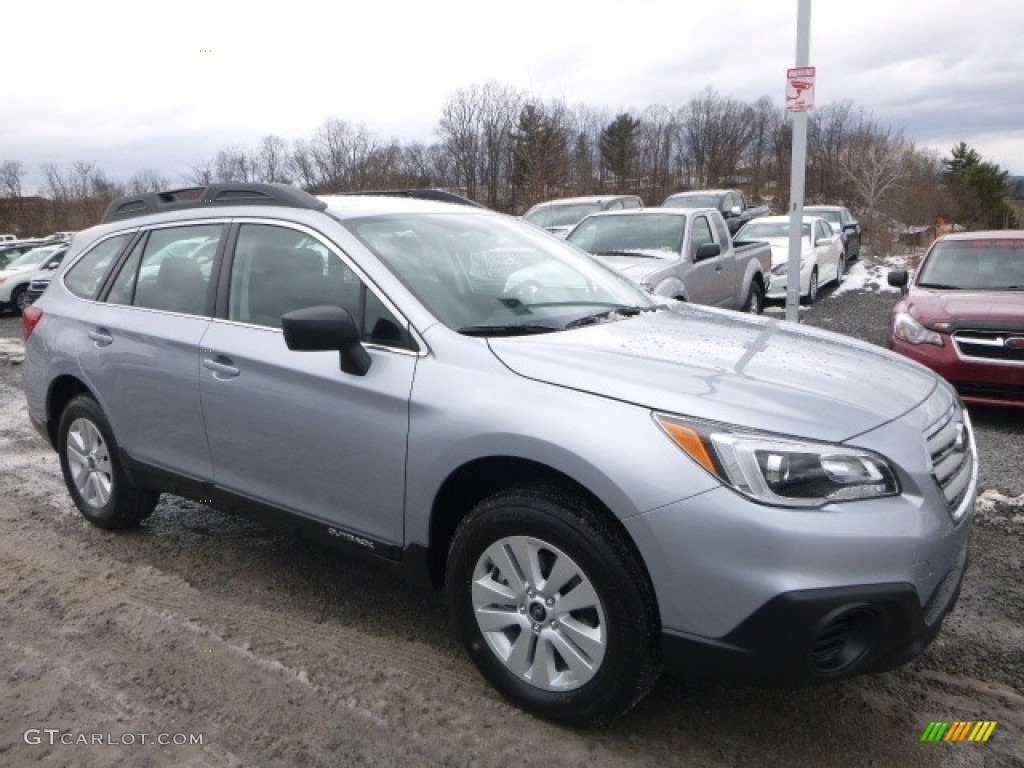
[742,282,765,314]
[446,484,661,725]
[58,395,160,530]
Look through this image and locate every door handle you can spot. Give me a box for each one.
[88,329,113,347]
[202,356,240,379]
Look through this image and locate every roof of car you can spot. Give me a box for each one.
[101,183,488,225]
[935,230,1024,242]
[665,189,733,197]
[319,193,496,219]
[582,206,710,218]
[527,195,641,209]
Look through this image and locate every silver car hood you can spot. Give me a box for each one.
[487,305,940,443]
[593,252,678,283]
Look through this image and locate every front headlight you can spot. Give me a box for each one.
[893,311,943,346]
[654,414,899,508]
[770,259,804,276]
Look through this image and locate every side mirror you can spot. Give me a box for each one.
[282,305,371,376]
[814,238,833,247]
[695,243,721,261]
[887,270,909,296]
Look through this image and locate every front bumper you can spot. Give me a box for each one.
[890,336,1024,408]
[662,543,968,683]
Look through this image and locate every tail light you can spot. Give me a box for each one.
[22,305,43,339]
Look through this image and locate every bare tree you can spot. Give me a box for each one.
[255,135,291,183]
[288,140,318,190]
[1,160,25,199]
[185,158,215,186]
[637,105,677,202]
[438,86,483,200]
[215,146,257,183]
[128,169,170,194]
[680,88,754,187]
[744,97,784,200]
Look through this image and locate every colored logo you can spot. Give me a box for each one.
[921,721,997,742]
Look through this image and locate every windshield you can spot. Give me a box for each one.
[807,209,842,226]
[917,239,1024,290]
[567,213,685,257]
[523,202,603,229]
[736,221,812,240]
[664,195,719,209]
[343,212,654,333]
[6,246,60,269]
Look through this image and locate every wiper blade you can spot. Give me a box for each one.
[563,304,662,329]
[594,249,659,258]
[918,283,963,290]
[457,324,559,337]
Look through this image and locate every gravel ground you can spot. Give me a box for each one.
[1,262,1022,767]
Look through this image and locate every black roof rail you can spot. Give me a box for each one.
[101,183,328,223]
[340,188,488,209]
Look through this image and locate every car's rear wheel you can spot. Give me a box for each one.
[58,395,159,529]
[802,268,819,305]
[446,484,660,725]
[743,281,765,314]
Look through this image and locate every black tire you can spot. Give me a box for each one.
[11,285,29,316]
[802,268,819,305]
[742,281,765,314]
[446,484,661,725]
[57,395,159,530]
[837,253,846,282]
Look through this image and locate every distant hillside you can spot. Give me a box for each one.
[1009,176,1024,199]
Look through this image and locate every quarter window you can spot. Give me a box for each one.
[63,234,132,299]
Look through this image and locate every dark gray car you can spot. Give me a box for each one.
[22,184,975,725]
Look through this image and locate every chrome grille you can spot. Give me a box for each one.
[925,402,976,522]
[953,330,1024,363]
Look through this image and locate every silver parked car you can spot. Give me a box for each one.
[23,184,976,725]
[522,194,643,238]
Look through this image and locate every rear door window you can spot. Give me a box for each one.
[106,224,222,315]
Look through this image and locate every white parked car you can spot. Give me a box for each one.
[734,215,844,304]
[0,245,68,314]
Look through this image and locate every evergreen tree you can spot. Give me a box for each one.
[599,113,641,188]
[942,143,1018,229]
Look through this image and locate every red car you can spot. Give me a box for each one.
[888,231,1024,408]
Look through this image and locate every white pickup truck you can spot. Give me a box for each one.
[566,207,771,313]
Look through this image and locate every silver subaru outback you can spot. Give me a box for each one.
[22,184,976,725]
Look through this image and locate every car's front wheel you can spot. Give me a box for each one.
[58,395,160,529]
[446,485,660,725]
[11,286,30,315]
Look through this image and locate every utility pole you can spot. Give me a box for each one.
[785,0,813,322]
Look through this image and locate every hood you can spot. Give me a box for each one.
[763,237,811,268]
[594,252,676,282]
[908,288,1024,329]
[488,305,940,443]
[0,263,41,278]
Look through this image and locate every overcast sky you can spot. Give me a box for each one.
[4,0,1023,195]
